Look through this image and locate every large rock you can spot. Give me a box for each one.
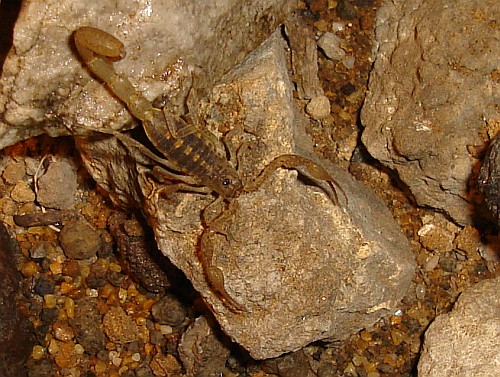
[0,0,295,149]
[361,0,499,225]
[0,222,35,377]
[418,277,500,377]
[77,30,415,359]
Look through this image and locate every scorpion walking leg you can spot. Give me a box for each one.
[246,154,347,206]
[199,198,246,313]
[85,127,200,187]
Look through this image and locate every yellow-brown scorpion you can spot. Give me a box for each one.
[74,27,346,312]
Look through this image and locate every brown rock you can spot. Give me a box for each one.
[59,219,101,260]
[361,0,499,225]
[0,221,35,377]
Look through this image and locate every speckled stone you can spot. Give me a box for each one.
[10,181,35,203]
[2,160,26,184]
[151,295,187,327]
[69,298,106,355]
[102,307,138,344]
[36,160,78,209]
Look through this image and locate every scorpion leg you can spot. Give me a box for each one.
[84,127,200,187]
[199,198,246,313]
[151,166,212,195]
[246,154,347,206]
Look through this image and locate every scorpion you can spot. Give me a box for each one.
[73,27,346,312]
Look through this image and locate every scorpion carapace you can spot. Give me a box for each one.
[74,26,346,313]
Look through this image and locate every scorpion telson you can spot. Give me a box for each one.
[74,27,346,313]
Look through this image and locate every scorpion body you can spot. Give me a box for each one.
[74,27,243,199]
[74,27,345,312]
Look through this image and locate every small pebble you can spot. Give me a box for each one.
[360,330,372,342]
[54,341,78,368]
[314,19,329,32]
[102,307,138,344]
[343,362,356,375]
[86,288,99,297]
[135,316,148,326]
[86,274,107,289]
[118,287,127,303]
[48,338,60,355]
[305,95,331,120]
[415,284,426,300]
[65,297,75,319]
[160,324,173,335]
[10,181,35,203]
[30,241,53,259]
[317,32,346,61]
[44,294,57,308]
[454,225,481,260]
[132,352,141,362]
[62,260,81,277]
[149,329,164,346]
[53,321,75,341]
[20,260,40,277]
[150,353,182,376]
[342,56,356,69]
[425,254,440,271]
[418,224,454,252]
[37,160,78,209]
[32,345,46,360]
[390,329,406,346]
[89,257,109,277]
[107,270,125,287]
[49,261,63,275]
[337,0,357,20]
[2,160,26,184]
[59,219,101,260]
[34,277,55,296]
[439,255,458,273]
[317,364,339,377]
[352,354,368,366]
[94,361,107,374]
[331,21,345,32]
[108,262,122,273]
[0,197,17,216]
[341,83,356,96]
[151,294,187,327]
[70,298,106,356]
[74,343,85,355]
[41,307,59,323]
[59,281,74,295]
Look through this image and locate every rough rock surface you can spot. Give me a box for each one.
[0,221,35,377]
[418,276,500,377]
[361,0,499,225]
[76,30,415,359]
[0,0,295,149]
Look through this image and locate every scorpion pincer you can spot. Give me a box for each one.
[73,27,346,313]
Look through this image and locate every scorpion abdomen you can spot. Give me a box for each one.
[142,111,243,199]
